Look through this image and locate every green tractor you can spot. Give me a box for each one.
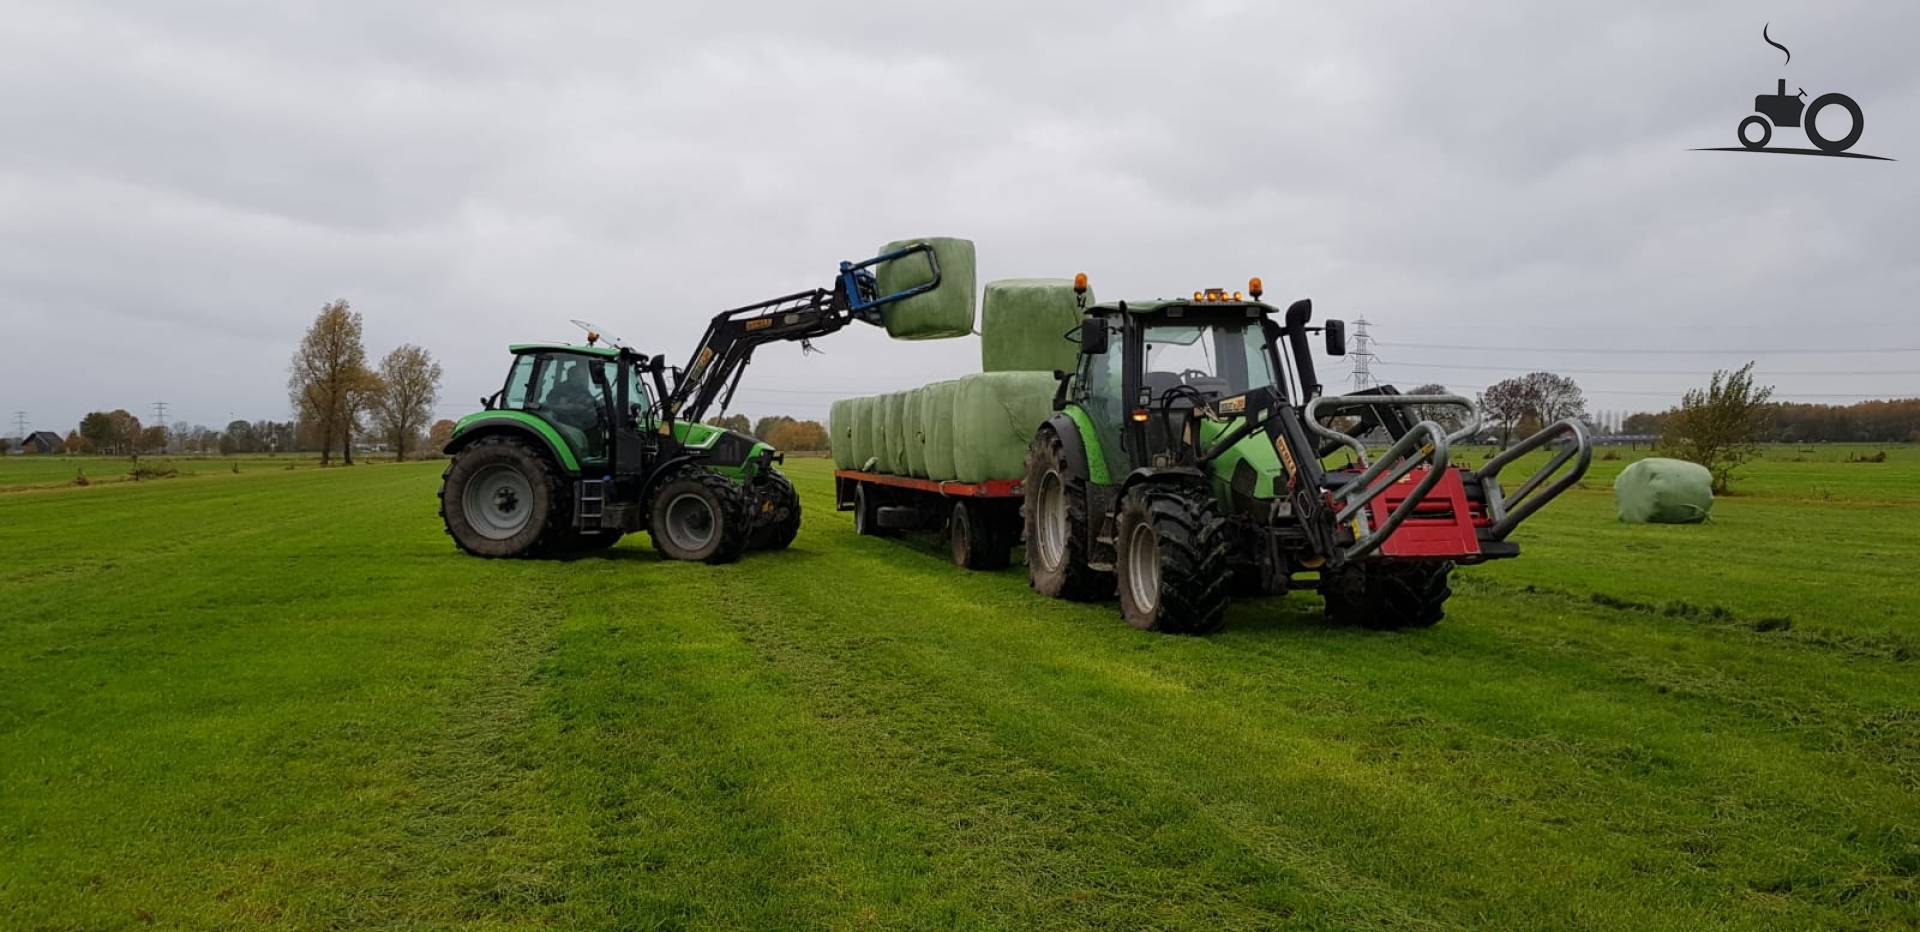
[1025,278,1592,633]
[438,245,947,562]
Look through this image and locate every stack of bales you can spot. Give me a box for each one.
[829,256,1090,484]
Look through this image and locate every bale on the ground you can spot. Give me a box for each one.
[951,371,1057,483]
[981,278,1089,373]
[1614,457,1715,524]
[875,237,976,340]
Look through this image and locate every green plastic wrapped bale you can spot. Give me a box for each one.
[951,371,1056,483]
[1614,457,1714,524]
[888,392,913,474]
[923,380,960,480]
[903,386,930,478]
[981,278,1089,373]
[829,398,856,469]
[853,396,879,471]
[876,237,976,340]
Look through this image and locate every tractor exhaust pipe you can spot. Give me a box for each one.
[1285,299,1321,397]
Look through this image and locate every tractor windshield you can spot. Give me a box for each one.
[1142,321,1276,400]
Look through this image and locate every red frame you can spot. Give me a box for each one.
[835,469,1023,500]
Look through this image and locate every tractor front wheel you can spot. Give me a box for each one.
[1322,561,1454,630]
[439,435,569,558]
[649,470,750,564]
[1114,485,1231,634]
[747,469,802,551]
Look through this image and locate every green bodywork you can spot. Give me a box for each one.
[449,407,769,481]
[508,342,619,358]
[1060,404,1112,486]
[1199,417,1287,504]
[449,410,582,472]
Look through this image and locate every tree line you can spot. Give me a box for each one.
[287,300,442,463]
[703,413,831,451]
[1624,397,1920,444]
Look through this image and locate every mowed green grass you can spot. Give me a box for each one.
[1,449,1916,928]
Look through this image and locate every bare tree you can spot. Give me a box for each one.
[1406,383,1464,432]
[1659,362,1774,493]
[1478,378,1531,448]
[370,344,443,461]
[1522,371,1587,425]
[288,300,370,466]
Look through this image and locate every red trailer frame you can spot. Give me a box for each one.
[834,469,1024,570]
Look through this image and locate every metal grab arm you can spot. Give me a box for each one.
[1475,418,1592,540]
[1329,420,1452,562]
[1303,394,1481,467]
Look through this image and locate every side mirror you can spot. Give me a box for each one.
[648,355,666,374]
[1324,319,1347,357]
[1080,317,1109,355]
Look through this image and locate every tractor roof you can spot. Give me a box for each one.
[508,342,620,358]
[1090,298,1279,317]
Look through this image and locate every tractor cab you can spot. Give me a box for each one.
[489,343,654,475]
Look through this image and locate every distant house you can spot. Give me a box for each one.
[19,431,63,454]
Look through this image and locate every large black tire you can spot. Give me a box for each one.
[747,469,802,551]
[1114,484,1231,634]
[1322,561,1454,630]
[439,435,571,558]
[1805,93,1863,153]
[648,469,750,564]
[1024,428,1108,601]
[951,499,1012,571]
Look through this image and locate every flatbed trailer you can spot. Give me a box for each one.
[834,469,1025,570]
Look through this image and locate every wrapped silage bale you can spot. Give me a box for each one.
[903,386,930,478]
[875,237,977,340]
[951,371,1056,483]
[885,392,912,474]
[981,278,1090,373]
[1614,457,1714,524]
[923,380,961,480]
[853,396,880,471]
[829,398,856,469]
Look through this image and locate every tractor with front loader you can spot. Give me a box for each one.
[1024,277,1592,632]
[437,245,946,562]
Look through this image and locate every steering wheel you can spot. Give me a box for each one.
[1177,368,1213,386]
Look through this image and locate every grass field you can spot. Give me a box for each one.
[2,446,1916,928]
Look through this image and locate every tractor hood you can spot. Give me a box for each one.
[671,421,774,480]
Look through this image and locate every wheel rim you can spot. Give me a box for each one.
[463,464,535,540]
[1126,521,1160,615]
[1035,471,1068,570]
[665,492,718,552]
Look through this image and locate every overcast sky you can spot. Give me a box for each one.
[3,1,1915,436]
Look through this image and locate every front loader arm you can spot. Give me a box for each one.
[665,242,941,425]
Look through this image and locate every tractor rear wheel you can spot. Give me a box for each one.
[1114,485,1231,634]
[747,469,802,550]
[1024,428,1107,601]
[439,435,570,558]
[648,469,750,564]
[1322,561,1454,630]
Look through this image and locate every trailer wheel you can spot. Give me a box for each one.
[1024,428,1108,600]
[1323,561,1453,630]
[648,469,749,564]
[853,482,892,537]
[1114,485,1230,634]
[951,499,1012,571]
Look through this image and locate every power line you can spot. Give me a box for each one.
[1374,340,1920,356]
[1374,360,1920,377]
